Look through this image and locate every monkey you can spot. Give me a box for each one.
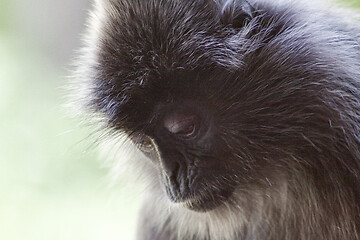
[73,0,360,239]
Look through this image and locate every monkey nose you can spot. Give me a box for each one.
[163,113,199,137]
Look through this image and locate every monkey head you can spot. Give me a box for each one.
[77,0,360,214]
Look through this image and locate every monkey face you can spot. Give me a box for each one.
[83,0,262,211]
[130,99,236,211]
[102,64,244,212]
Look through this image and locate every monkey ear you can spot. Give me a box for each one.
[220,0,255,29]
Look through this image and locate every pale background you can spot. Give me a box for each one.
[0,0,139,239]
[0,0,359,240]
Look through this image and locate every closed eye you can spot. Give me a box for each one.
[164,114,200,139]
[129,134,155,152]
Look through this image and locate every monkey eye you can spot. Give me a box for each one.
[164,114,200,138]
[176,121,197,137]
[139,136,155,152]
[129,134,155,152]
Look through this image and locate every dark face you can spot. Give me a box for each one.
[131,99,236,211]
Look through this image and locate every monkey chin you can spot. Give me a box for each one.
[180,188,234,212]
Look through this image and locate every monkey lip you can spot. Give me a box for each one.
[176,188,234,212]
[163,173,235,212]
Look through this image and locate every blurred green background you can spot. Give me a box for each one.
[0,0,359,240]
[0,0,139,239]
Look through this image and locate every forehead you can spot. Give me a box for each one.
[96,0,240,84]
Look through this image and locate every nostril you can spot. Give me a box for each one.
[163,113,200,138]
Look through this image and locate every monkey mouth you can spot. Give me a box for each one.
[167,186,234,212]
[162,172,235,212]
[180,188,233,212]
